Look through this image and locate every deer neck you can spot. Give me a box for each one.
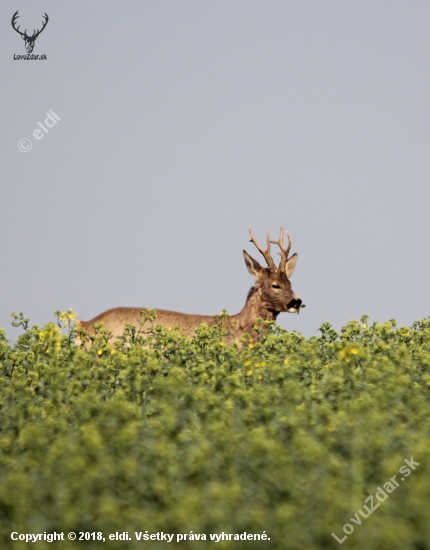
[232,286,279,333]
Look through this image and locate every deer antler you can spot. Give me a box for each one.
[32,13,49,40]
[11,11,25,37]
[11,11,49,39]
[270,225,292,272]
[248,227,277,273]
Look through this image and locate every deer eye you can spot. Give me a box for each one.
[272,284,281,289]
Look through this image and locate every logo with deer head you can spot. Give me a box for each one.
[11,11,49,53]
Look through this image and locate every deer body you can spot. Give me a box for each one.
[78,226,302,343]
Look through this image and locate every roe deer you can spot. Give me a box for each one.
[77,226,302,343]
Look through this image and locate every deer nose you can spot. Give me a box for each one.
[287,298,302,309]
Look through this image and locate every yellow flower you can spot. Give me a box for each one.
[338,345,361,360]
[246,369,253,376]
[111,349,116,355]
[97,349,103,356]
[244,360,252,366]
[362,323,367,329]
[67,309,77,320]
[59,309,76,323]
[219,342,224,346]
[257,374,263,380]
[283,359,289,364]
[248,344,254,349]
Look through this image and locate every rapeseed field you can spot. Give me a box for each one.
[1,311,429,549]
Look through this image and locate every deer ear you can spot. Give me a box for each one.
[285,253,298,278]
[243,250,264,280]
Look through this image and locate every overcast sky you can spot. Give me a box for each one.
[1,1,429,338]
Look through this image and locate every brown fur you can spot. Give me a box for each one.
[78,228,301,344]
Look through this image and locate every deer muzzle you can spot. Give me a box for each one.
[286,298,302,313]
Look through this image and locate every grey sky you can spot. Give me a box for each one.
[1,1,429,338]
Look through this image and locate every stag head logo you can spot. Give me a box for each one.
[11,11,49,53]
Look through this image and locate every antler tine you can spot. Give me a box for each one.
[33,13,49,39]
[11,11,24,36]
[248,226,277,272]
[270,225,292,271]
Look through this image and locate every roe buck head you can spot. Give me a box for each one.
[11,11,49,53]
[243,225,301,314]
